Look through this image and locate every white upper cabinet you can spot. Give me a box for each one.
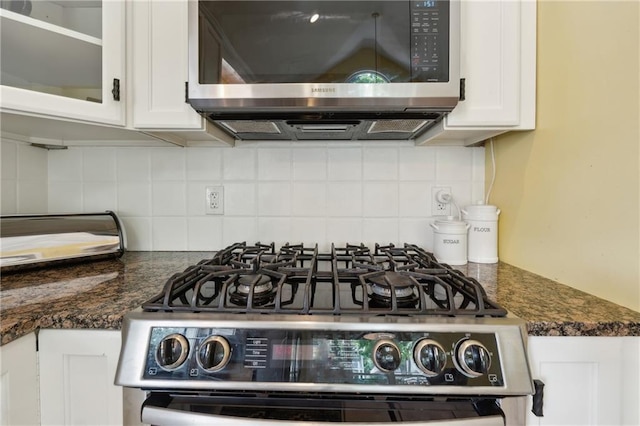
[129,0,202,130]
[0,1,126,126]
[128,0,233,145]
[418,0,536,146]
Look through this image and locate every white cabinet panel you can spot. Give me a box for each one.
[0,333,40,426]
[419,0,536,146]
[39,329,123,426]
[131,0,203,130]
[527,336,640,426]
[446,0,521,127]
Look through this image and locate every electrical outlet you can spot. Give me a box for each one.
[431,186,451,216]
[205,185,224,215]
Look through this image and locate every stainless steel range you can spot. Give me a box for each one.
[115,242,534,425]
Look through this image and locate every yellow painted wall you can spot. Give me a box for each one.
[488,1,640,311]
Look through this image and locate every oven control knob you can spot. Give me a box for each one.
[454,339,491,378]
[197,336,231,372]
[156,333,189,371]
[373,339,401,372]
[414,339,447,377]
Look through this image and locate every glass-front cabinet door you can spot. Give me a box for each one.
[0,0,125,126]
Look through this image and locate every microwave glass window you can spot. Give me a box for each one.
[198,1,449,84]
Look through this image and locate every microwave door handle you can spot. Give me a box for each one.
[142,405,504,426]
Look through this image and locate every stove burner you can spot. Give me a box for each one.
[369,272,415,295]
[229,273,276,307]
[364,272,420,308]
[237,274,273,295]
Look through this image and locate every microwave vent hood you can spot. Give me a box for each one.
[190,109,454,142]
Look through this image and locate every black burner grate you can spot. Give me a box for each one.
[141,242,507,317]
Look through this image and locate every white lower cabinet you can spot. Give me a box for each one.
[39,329,123,426]
[0,333,40,426]
[526,336,640,426]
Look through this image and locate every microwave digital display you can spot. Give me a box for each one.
[198,0,450,85]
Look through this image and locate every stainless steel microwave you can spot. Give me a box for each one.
[187,0,460,141]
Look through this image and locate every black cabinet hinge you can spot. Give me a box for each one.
[185,82,189,103]
[112,78,120,101]
[459,78,466,101]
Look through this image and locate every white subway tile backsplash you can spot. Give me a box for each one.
[83,181,117,212]
[291,218,326,249]
[48,148,82,181]
[121,217,152,250]
[325,218,363,245]
[48,181,83,213]
[398,147,436,181]
[363,218,399,246]
[152,182,186,216]
[258,217,292,247]
[399,182,430,218]
[19,145,48,183]
[1,180,17,214]
[17,182,47,213]
[34,144,484,251]
[399,219,434,250]
[472,146,487,183]
[151,148,186,181]
[2,140,47,214]
[447,183,473,214]
[186,148,223,181]
[222,217,258,246]
[258,182,291,216]
[471,182,486,206]
[1,141,17,180]
[117,149,150,182]
[187,216,223,250]
[327,182,362,217]
[292,182,326,217]
[292,148,327,180]
[223,148,256,181]
[258,148,291,180]
[328,148,362,181]
[224,183,257,216]
[363,148,398,181]
[436,146,473,182]
[83,148,116,182]
[363,182,399,217]
[117,182,151,216]
[152,217,187,250]
[186,182,207,217]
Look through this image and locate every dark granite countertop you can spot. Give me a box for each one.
[2,251,639,345]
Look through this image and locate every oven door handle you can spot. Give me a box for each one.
[142,405,505,426]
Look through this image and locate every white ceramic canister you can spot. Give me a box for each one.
[430,217,470,265]
[461,203,501,263]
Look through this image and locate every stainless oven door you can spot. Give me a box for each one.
[141,393,505,426]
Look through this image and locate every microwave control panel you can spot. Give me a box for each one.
[410,1,450,82]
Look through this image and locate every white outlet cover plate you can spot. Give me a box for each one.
[431,186,451,216]
[205,185,224,215]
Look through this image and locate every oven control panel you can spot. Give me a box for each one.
[143,327,505,388]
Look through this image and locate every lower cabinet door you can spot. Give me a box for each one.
[526,336,640,426]
[39,329,123,426]
[0,333,40,426]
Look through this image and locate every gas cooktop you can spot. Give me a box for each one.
[115,242,533,398]
[142,242,507,317]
